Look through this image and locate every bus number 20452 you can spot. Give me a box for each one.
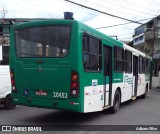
[53,92,68,99]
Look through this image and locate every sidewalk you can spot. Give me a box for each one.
[151,87,160,92]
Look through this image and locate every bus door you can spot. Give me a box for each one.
[133,56,138,96]
[103,45,112,107]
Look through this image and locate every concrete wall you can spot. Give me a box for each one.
[152,72,160,88]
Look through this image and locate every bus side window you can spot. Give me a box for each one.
[83,36,89,69]
[114,46,124,72]
[139,56,144,74]
[82,34,102,71]
[125,50,132,73]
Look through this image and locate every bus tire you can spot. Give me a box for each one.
[141,85,148,99]
[110,90,121,113]
[4,95,16,109]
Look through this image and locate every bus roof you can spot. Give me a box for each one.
[12,19,151,59]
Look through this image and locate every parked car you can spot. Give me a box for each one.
[0,45,16,109]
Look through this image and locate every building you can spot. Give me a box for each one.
[133,15,160,88]
[0,18,50,66]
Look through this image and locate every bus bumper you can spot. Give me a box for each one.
[12,93,82,113]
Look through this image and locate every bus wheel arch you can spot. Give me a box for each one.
[110,88,121,113]
[117,87,122,102]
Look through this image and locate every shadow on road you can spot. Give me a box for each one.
[19,97,146,125]
[21,109,112,125]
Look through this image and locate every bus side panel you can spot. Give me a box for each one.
[84,85,103,113]
[112,73,133,104]
[78,27,104,113]
[137,74,146,96]
[122,73,133,102]
[112,73,123,106]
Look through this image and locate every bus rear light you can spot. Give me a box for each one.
[69,102,75,105]
[69,102,79,105]
[72,74,78,81]
[10,69,17,93]
[70,71,79,97]
[11,80,15,85]
[12,86,16,91]
[71,89,78,95]
[71,82,78,89]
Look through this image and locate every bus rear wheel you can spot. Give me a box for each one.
[4,95,16,109]
[141,85,148,99]
[111,90,121,113]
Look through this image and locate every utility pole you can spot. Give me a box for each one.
[0,7,8,18]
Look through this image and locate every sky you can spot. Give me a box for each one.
[0,0,160,41]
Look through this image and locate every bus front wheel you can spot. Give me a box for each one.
[110,90,121,113]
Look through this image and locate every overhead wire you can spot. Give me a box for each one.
[145,2,160,16]
[98,0,157,16]
[119,0,160,17]
[64,0,160,41]
[95,18,153,29]
[64,0,142,24]
[119,0,149,9]
[80,0,147,17]
[81,0,158,22]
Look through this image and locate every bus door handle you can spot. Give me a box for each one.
[36,60,44,63]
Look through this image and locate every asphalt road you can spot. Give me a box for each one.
[0,89,160,134]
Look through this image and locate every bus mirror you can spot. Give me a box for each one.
[0,45,2,60]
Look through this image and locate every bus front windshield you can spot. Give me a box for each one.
[15,26,70,58]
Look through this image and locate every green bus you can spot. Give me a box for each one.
[9,19,152,113]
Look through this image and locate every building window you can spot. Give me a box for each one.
[139,35,144,41]
[135,26,144,35]
[0,26,3,36]
[125,50,132,73]
[139,56,145,74]
[134,38,139,43]
[114,46,124,72]
[83,34,102,71]
[134,35,144,43]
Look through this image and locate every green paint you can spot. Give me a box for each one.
[113,73,123,83]
[10,19,125,113]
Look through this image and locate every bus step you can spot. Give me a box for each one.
[103,105,111,110]
[132,96,136,100]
